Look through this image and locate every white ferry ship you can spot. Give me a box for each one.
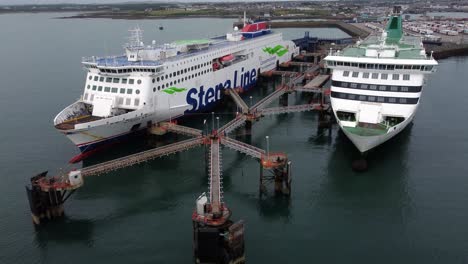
[54,21,299,160]
[324,7,437,153]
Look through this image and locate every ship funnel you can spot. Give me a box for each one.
[393,6,402,15]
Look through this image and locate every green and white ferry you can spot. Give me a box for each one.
[324,6,438,153]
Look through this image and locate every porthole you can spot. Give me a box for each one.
[88,76,92,80]
[136,89,140,94]
[137,79,142,84]
[152,78,155,83]
[153,87,156,92]
[87,85,90,89]
[157,77,160,82]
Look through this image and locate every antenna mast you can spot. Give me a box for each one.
[128,26,144,49]
[243,11,246,27]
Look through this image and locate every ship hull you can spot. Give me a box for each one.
[55,32,299,160]
[324,9,437,154]
[63,80,259,160]
[67,90,254,152]
[339,113,414,153]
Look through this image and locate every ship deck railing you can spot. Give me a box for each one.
[55,115,103,130]
[82,32,282,68]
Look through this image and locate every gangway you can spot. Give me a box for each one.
[227,88,249,114]
[250,86,288,112]
[80,137,203,177]
[218,114,247,135]
[25,136,204,225]
[208,138,223,215]
[160,122,203,137]
[221,137,265,159]
[261,104,326,116]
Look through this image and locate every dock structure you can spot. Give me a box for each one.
[25,52,332,263]
[295,74,331,93]
[293,52,325,63]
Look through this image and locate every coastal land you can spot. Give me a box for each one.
[1,1,467,59]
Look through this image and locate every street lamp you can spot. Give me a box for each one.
[249,96,253,107]
[216,116,220,131]
[203,119,207,136]
[211,112,215,132]
[265,136,270,160]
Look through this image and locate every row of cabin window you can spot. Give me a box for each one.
[331,91,419,104]
[328,61,434,71]
[89,76,142,85]
[96,60,211,77]
[87,85,140,95]
[84,93,140,107]
[343,71,411,81]
[99,68,156,74]
[154,62,211,83]
[155,69,212,91]
[332,80,421,92]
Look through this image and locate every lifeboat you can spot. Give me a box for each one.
[220,54,234,63]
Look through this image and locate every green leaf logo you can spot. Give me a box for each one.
[262,45,288,57]
[162,87,187,94]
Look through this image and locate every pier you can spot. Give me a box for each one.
[25,53,331,263]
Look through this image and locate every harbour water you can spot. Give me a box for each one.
[1,13,468,264]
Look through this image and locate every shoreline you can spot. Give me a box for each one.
[429,43,468,60]
[56,13,239,20]
[55,12,342,21]
[19,12,468,60]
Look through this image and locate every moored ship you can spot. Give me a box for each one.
[54,21,299,160]
[324,6,438,153]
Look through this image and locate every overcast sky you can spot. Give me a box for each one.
[0,0,292,5]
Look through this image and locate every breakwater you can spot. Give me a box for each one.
[427,42,468,59]
[234,20,369,39]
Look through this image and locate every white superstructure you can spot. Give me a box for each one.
[54,23,299,156]
[324,7,437,153]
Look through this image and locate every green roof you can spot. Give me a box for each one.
[343,125,388,136]
[335,14,428,60]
